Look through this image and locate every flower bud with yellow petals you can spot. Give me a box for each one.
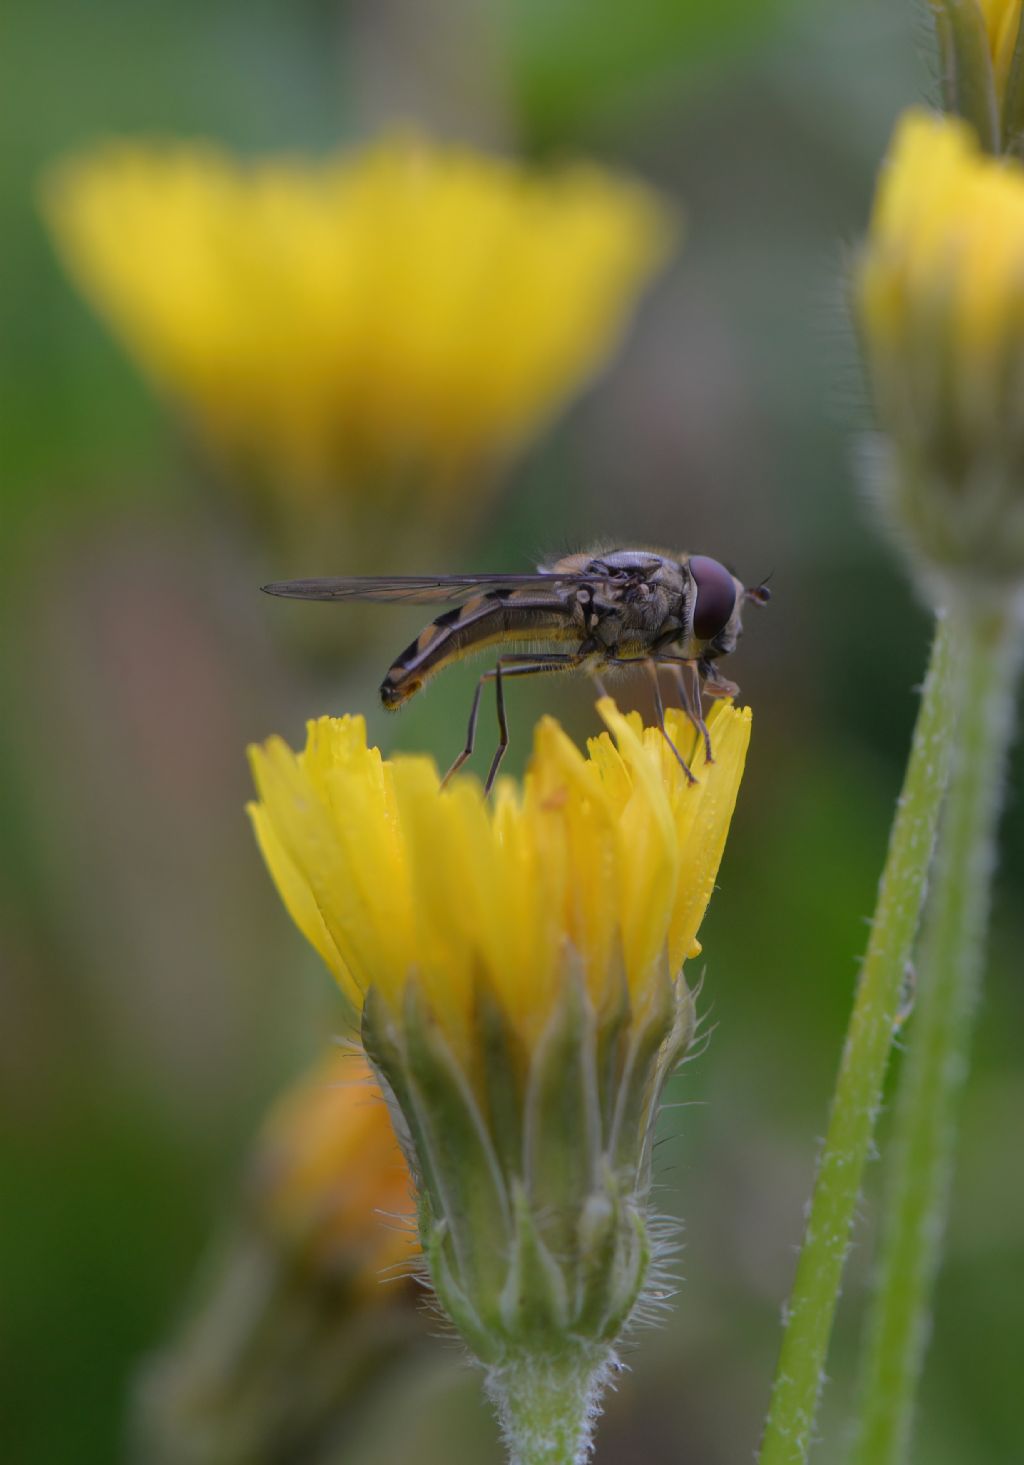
[254,1050,416,1289]
[136,1052,421,1464]
[855,109,1024,599]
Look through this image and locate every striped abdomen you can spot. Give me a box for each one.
[380,593,575,708]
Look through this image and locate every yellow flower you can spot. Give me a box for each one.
[855,108,1024,585]
[248,697,749,1401]
[248,697,749,1057]
[255,1050,415,1287]
[41,136,673,502]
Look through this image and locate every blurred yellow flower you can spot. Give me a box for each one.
[136,1050,421,1460]
[255,1049,415,1286]
[248,698,749,1057]
[855,108,1024,582]
[42,136,673,502]
[858,109,1024,367]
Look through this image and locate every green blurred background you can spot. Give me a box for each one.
[2,1,1022,1461]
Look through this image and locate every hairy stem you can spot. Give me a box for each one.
[486,1348,612,1465]
[758,613,962,1465]
[849,595,1023,1464]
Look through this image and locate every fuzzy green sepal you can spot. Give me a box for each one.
[523,956,600,1256]
[1003,11,1024,156]
[928,0,1000,151]
[362,949,693,1367]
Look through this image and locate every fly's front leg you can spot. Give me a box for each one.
[671,659,713,764]
[600,653,704,779]
[643,659,698,785]
[442,653,581,793]
[650,653,724,764]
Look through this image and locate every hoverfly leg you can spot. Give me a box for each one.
[484,661,510,793]
[442,677,488,788]
[671,660,714,765]
[444,654,582,793]
[482,654,587,793]
[589,671,610,700]
[644,660,698,785]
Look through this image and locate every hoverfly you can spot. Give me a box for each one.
[263,549,771,791]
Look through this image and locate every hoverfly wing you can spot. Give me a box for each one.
[261,573,589,605]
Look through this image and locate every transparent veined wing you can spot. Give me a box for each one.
[261,573,591,605]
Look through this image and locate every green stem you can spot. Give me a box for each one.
[849,596,1023,1465]
[758,613,963,1465]
[486,1348,611,1465]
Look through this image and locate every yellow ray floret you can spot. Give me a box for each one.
[857,108,1024,381]
[248,699,750,1057]
[41,135,674,493]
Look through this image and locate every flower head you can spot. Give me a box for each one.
[248,698,750,1388]
[249,699,748,1054]
[855,108,1024,590]
[42,136,673,507]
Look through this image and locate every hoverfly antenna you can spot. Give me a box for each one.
[743,571,773,607]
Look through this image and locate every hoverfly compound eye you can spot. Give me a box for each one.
[689,556,738,641]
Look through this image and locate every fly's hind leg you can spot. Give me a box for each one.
[442,675,489,786]
[481,654,580,793]
[442,653,582,794]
